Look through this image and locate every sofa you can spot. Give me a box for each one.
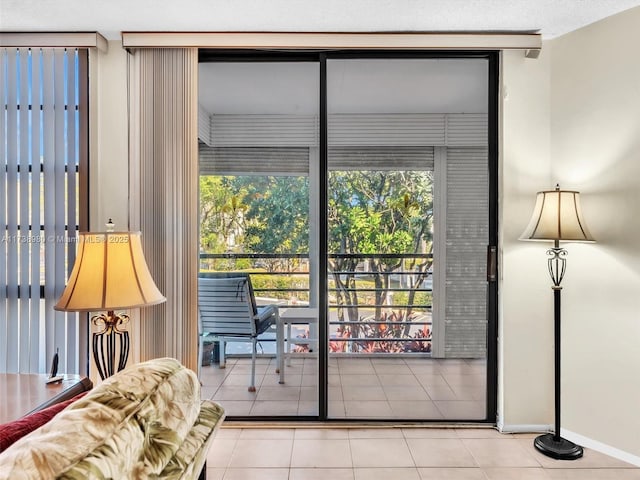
[0,357,225,479]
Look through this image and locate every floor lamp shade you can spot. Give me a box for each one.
[520,187,595,243]
[55,232,165,379]
[55,232,165,312]
[520,185,594,460]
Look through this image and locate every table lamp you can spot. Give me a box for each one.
[55,225,166,380]
[520,184,595,460]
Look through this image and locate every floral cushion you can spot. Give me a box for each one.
[0,357,225,480]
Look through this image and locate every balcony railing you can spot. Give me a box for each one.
[200,252,433,354]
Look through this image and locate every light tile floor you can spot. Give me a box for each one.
[206,427,640,480]
[200,356,486,419]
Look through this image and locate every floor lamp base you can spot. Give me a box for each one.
[534,433,583,460]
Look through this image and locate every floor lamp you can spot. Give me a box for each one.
[55,228,166,380]
[520,184,595,460]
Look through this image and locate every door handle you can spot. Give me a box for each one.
[487,245,497,282]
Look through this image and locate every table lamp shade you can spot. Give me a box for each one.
[54,232,165,312]
[520,187,595,242]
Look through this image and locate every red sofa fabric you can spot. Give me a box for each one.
[0,391,87,453]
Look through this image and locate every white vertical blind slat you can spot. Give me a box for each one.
[30,48,42,371]
[65,49,78,373]
[18,48,31,373]
[42,48,56,368]
[0,49,9,372]
[53,49,67,368]
[5,49,20,373]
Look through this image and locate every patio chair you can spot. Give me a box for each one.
[198,274,279,392]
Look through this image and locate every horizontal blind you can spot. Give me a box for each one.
[198,113,485,175]
[1,47,84,374]
[199,144,309,175]
[200,113,487,148]
[329,113,446,146]
[328,146,434,171]
[199,145,434,175]
[446,114,488,146]
[211,114,317,147]
[444,146,489,358]
[198,104,212,146]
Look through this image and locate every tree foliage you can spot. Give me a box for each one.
[199,176,248,254]
[200,175,309,272]
[327,170,433,343]
[200,169,433,350]
[235,176,309,256]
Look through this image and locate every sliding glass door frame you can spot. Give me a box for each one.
[198,49,499,424]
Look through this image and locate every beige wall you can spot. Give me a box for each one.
[499,49,554,430]
[499,8,640,461]
[90,41,129,232]
[549,6,640,459]
[89,41,140,381]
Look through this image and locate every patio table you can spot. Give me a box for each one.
[276,307,318,384]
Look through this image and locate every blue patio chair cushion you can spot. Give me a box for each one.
[255,305,277,336]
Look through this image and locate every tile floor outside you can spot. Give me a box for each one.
[206,427,640,480]
[200,356,486,419]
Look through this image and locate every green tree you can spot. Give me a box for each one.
[232,175,309,272]
[328,170,433,347]
[200,169,433,350]
[199,175,248,254]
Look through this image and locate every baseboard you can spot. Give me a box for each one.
[495,423,640,466]
[561,428,640,467]
[497,423,551,434]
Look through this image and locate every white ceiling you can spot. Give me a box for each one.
[2,0,640,41]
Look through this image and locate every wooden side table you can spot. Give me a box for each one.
[0,374,93,424]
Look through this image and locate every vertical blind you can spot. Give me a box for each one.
[128,48,200,372]
[1,47,87,374]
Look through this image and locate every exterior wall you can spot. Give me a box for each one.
[549,6,640,460]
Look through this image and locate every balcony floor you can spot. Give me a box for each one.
[200,356,486,419]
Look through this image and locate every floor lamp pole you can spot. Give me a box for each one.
[533,242,584,460]
[553,287,562,442]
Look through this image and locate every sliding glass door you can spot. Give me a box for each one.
[326,58,491,420]
[198,52,497,421]
[198,60,320,417]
